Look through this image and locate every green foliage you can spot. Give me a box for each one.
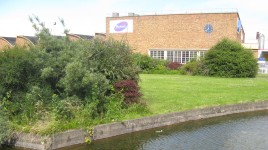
[85,127,94,144]
[0,47,41,100]
[132,53,158,71]
[180,59,203,75]
[104,93,124,121]
[52,96,81,121]
[202,38,258,78]
[90,39,139,82]
[132,53,180,74]
[0,17,142,134]
[0,107,12,146]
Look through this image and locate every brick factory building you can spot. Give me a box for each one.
[0,36,37,50]
[106,10,245,64]
[0,34,99,51]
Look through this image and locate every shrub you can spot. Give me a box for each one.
[132,53,167,73]
[89,39,139,82]
[0,47,41,101]
[132,53,185,74]
[104,93,124,121]
[113,80,141,104]
[0,107,12,146]
[132,53,157,71]
[0,17,142,134]
[202,38,258,78]
[167,62,182,70]
[180,59,204,75]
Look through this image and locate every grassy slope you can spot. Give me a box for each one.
[139,74,268,115]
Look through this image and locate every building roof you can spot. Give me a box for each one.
[108,8,239,18]
[1,37,16,45]
[23,36,38,44]
[74,34,94,40]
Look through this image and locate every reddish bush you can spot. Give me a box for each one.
[167,62,182,70]
[113,80,141,104]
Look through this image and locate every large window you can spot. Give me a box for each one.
[150,50,164,59]
[149,49,206,64]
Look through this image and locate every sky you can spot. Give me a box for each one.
[0,0,267,48]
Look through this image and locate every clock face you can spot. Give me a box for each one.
[204,24,213,33]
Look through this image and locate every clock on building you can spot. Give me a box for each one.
[204,24,213,33]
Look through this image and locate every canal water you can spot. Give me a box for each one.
[14,110,268,150]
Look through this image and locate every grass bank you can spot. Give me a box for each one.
[139,74,268,115]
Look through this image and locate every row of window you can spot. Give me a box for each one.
[149,50,206,64]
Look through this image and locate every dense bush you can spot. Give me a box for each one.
[167,62,182,70]
[202,38,258,78]
[113,80,141,104]
[0,17,141,133]
[132,53,181,74]
[0,107,12,146]
[0,47,41,101]
[132,53,158,72]
[180,59,201,75]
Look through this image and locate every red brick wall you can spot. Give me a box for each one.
[106,13,245,54]
[0,38,12,50]
[16,36,33,47]
[67,34,81,41]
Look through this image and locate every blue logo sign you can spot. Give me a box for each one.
[237,19,241,32]
[114,21,128,32]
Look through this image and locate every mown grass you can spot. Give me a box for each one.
[139,74,268,115]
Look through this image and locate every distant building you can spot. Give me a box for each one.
[67,34,94,41]
[94,33,106,40]
[15,36,38,47]
[0,34,98,50]
[106,10,245,64]
[0,37,16,50]
[0,36,38,50]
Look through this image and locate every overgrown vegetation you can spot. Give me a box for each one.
[0,17,147,135]
[181,38,258,78]
[132,53,182,74]
[0,107,12,147]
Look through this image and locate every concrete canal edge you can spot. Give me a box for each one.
[13,100,268,150]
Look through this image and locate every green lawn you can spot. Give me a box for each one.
[139,74,268,115]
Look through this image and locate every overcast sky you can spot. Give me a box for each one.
[1,0,267,48]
